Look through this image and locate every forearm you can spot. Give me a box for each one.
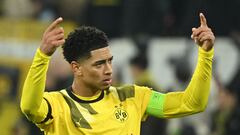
[163,47,214,118]
[20,48,50,122]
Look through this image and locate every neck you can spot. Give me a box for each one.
[72,80,101,97]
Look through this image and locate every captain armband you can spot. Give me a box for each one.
[146,91,166,118]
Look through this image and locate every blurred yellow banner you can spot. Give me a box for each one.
[0,18,76,41]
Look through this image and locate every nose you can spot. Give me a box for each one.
[104,63,112,75]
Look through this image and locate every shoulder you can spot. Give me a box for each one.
[111,84,152,91]
[43,91,62,97]
[43,90,65,104]
[109,85,152,101]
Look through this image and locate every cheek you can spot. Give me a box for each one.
[85,68,102,80]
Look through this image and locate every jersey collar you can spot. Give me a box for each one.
[66,87,104,103]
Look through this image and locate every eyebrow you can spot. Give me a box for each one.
[94,56,113,65]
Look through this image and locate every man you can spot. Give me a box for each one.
[20,13,215,135]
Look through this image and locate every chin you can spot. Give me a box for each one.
[101,85,111,90]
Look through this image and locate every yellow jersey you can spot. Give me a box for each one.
[37,85,151,135]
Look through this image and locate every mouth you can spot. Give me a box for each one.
[103,78,112,85]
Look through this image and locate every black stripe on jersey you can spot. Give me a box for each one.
[38,98,53,124]
[66,87,104,103]
[116,85,135,102]
[79,103,98,114]
[60,93,92,129]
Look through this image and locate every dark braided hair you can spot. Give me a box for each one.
[62,26,108,63]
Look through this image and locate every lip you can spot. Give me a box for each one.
[103,78,112,85]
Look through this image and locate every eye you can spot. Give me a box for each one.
[108,57,113,64]
[108,59,112,64]
[95,63,103,68]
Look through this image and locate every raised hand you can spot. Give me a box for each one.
[40,17,65,56]
[191,13,215,51]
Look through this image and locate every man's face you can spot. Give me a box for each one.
[80,47,113,90]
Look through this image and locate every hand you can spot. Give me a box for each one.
[191,13,215,51]
[40,17,65,56]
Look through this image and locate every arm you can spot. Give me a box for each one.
[146,13,215,118]
[162,47,214,118]
[20,49,51,122]
[20,17,65,123]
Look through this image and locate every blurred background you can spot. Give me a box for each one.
[0,0,240,135]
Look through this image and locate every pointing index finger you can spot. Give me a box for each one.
[200,13,208,27]
[46,17,63,32]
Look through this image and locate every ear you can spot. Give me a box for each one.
[71,61,83,76]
